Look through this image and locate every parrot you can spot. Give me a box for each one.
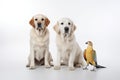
[83,41,106,71]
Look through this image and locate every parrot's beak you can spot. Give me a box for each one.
[85,42,88,44]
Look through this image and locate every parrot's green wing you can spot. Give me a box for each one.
[92,50,97,65]
[83,49,87,61]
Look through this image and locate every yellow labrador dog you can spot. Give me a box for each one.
[53,18,85,70]
[26,14,53,69]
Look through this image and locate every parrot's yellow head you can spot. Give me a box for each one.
[85,41,93,47]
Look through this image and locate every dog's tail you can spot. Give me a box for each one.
[96,65,106,68]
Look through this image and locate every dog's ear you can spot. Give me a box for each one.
[45,17,50,27]
[73,25,76,31]
[71,24,76,33]
[53,22,60,34]
[29,17,35,28]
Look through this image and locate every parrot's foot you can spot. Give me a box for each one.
[90,69,96,71]
[90,67,96,71]
[83,67,88,70]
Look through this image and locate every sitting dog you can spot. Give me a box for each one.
[53,18,85,70]
[26,14,53,69]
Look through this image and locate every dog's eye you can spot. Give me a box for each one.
[68,22,71,25]
[61,22,64,25]
[41,18,44,21]
[35,18,38,21]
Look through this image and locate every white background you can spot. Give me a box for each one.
[0,0,120,80]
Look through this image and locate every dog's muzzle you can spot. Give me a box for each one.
[37,23,42,28]
[37,23,44,31]
[64,27,69,33]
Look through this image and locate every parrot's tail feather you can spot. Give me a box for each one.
[96,65,106,68]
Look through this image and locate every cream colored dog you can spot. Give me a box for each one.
[53,18,85,70]
[26,14,53,69]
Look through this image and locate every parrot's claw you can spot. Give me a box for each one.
[90,69,96,71]
[90,67,96,71]
[83,67,88,70]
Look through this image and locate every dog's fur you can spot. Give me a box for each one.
[26,14,53,69]
[53,18,85,70]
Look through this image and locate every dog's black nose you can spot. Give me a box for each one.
[37,23,42,28]
[64,27,69,33]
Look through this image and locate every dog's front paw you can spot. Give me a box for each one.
[45,65,51,68]
[29,65,35,69]
[54,66,61,70]
[69,67,75,71]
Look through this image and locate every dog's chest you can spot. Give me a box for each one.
[61,40,72,49]
[61,49,70,59]
[35,37,43,44]
[31,29,48,47]
[60,39,73,59]
[35,48,45,61]
[32,35,47,47]
[60,43,72,59]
